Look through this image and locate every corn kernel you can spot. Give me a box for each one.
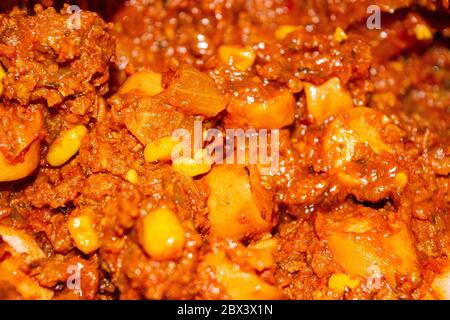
[68,209,100,254]
[125,168,139,184]
[394,172,408,188]
[119,70,164,96]
[275,25,298,40]
[144,136,179,163]
[414,24,432,41]
[172,151,212,177]
[333,27,348,43]
[328,273,360,294]
[46,124,88,167]
[139,208,185,260]
[218,45,256,71]
[0,64,6,96]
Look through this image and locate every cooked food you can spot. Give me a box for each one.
[0,0,449,300]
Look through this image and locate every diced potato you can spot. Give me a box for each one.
[205,165,272,240]
[0,140,40,182]
[328,273,360,294]
[201,251,282,299]
[327,233,378,278]
[218,45,256,71]
[144,135,179,163]
[333,27,348,43]
[119,70,164,96]
[318,210,419,286]
[125,168,139,184]
[246,236,278,271]
[324,120,360,169]
[0,225,45,262]
[68,208,100,255]
[322,107,397,185]
[275,25,299,40]
[46,124,88,167]
[225,86,296,129]
[164,64,228,117]
[345,109,393,154]
[304,77,353,123]
[138,208,185,260]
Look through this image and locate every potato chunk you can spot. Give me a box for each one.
[328,273,360,294]
[305,77,353,123]
[0,139,40,182]
[205,165,273,240]
[316,207,420,287]
[119,70,164,96]
[218,45,256,71]
[225,84,296,129]
[323,108,394,166]
[199,250,281,299]
[322,107,407,201]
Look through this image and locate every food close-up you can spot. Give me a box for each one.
[0,0,449,300]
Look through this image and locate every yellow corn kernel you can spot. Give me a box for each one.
[125,168,139,184]
[0,64,6,96]
[275,25,298,40]
[139,208,185,260]
[46,124,88,167]
[144,136,179,163]
[218,45,256,71]
[414,24,432,40]
[119,70,164,96]
[68,209,100,255]
[394,172,408,188]
[328,273,360,294]
[172,151,212,177]
[333,27,348,43]
[0,140,40,182]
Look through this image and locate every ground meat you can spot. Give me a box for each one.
[0,4,115,118]
[0,0,449,300]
